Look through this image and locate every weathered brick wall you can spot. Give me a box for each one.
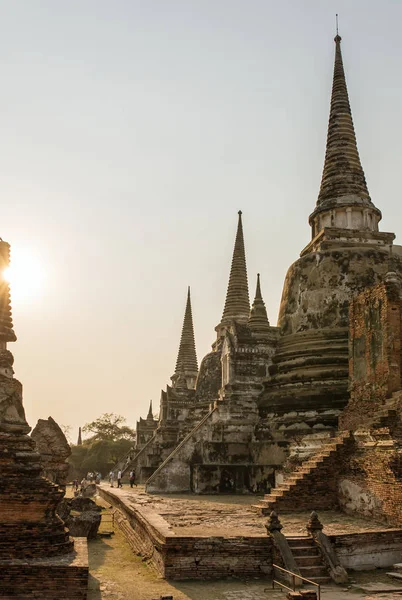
[0,538,88,599]
[0,564,88,599]
[340,431,402,527]
[163,535,272,580]
[332,529,402,570]
[340,281,402,431]
[99,487,273,580]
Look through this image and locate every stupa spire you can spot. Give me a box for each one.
[171,287,198,389]
[77,427,82,446]
[147,400,153,420]
[220,211,250,326]
[309,32,381,233]
[0,241,16,347]
[248,274,270,331]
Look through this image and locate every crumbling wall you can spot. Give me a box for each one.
[340,281,402,430]
[339,419,402,526]
[31,416,71,486]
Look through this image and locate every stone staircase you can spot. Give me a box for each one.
[254,394,402,516]
[286,537,331,584]
[253,431,353,515]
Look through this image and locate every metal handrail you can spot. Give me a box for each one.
[272,564,321,600]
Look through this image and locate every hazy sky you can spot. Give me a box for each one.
[2,1,402,442]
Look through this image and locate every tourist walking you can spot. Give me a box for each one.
[129,470,137,488]
[117,470,122,488]
[109,471,114,487]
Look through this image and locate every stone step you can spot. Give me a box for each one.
[299,565,329,579]
[290,547,320,557]
[393,564,402,571]
[387,572,402,581]
[287,537,315,545]
[285,477,306,484]
[295,555,322,567]
[268,490,285,497]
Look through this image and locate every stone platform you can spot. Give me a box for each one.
[98,484,402,579]
[0,536,88,599]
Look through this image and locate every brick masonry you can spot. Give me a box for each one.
[99,487,402,578]
[340,280,402,431]
[99,486,273,580]
[0,537,88,599]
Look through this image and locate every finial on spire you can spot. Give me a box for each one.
[334,14,341,43]
[255,273,262,300]
[238,210,242,216]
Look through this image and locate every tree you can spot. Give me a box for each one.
[68,413,136,479]
[82,413,136,442]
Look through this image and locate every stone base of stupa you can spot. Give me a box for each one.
[0,537,88,599]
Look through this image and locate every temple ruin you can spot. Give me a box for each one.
[116,31,402,524]
[31,416,71,487]
[0,240,88,598]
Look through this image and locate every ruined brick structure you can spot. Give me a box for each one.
[340,273,402,430]
[0,239,88,598]
[31,416,72,487]
[255,274,402,527]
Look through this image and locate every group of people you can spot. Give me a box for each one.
[109,469,138,488]
[72,472,102,494]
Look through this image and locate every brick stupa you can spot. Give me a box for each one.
[0,240,72,559]
[0,239,87,598]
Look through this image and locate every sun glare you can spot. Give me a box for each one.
[3,247,45,304]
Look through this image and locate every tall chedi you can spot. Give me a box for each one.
[195,211,252,403]
[261,32,401,432]
[0,240,73,559]
[171,287,198,389]
[0,238,89,600]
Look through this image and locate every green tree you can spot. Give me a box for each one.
[82,413,136,442]
[68,413,136,479]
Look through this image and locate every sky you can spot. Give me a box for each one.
[1,0,402,442]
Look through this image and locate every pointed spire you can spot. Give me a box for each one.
[318,34,370,206]
[248,274,270,331]
[147,400,153,420]
[77,427,82,446]
[221,211,250,326]
[0,241,16,346]
[310,33,381,227]
[171,287,198,388]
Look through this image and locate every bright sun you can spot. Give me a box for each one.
[3,247,45,304]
